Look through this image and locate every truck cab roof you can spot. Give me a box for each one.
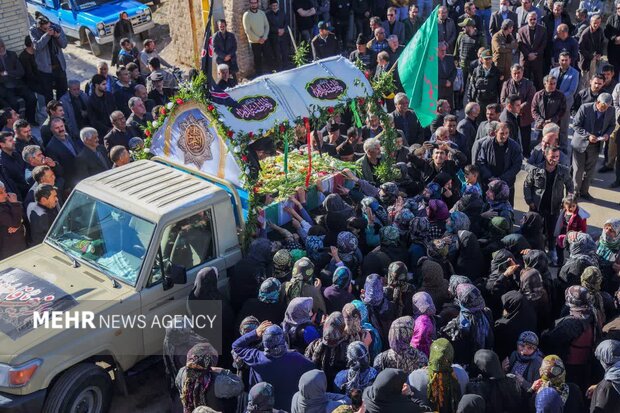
[75,160,230,224]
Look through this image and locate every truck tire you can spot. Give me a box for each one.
[42,363,112,413]
[86,29,103,57]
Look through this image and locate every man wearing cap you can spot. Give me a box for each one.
[28,16,68,103]
[311,22,339,60]
[468,49,502,111]
[438,6,457,54]
[491,19,517,81]
[243,0,270,76]
[265,1,288,71]
[517,11,546,90]
[349,34,376,73]
[147,72,172,107]
[455,18,484,82]
[87,74,117,140]
[571,93,615,200]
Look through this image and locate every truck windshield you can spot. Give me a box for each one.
[74,0,107,10]
[46,191,155,286]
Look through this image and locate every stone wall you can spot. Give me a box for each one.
[165,0,260,79]
[0,1,30,52]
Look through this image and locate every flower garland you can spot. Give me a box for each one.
[137,69,397,251]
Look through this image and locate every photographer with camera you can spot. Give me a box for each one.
[28,15,68,104]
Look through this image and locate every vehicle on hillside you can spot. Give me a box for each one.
[25,0,155,56]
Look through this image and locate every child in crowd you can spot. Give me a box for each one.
[554,194,589,267]
[458,164,482,196]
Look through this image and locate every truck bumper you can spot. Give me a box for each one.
[0,389,46,413]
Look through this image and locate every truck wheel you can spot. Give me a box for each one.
[86,29,103,57]
[43,363,112,413]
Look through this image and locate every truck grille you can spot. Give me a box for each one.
[131,14,150,27]
[104,24,113,36]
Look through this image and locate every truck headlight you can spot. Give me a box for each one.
[0,360,42,388]
[96,22,104,30]
[145,14,151,21]
[99,30,106,36]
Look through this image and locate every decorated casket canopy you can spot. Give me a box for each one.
[149,56,372,219]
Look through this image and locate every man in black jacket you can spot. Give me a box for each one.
[27,184,59,245]
[126,97,153,138]
[438,42,456,107]
[467,49,502,110]
[213,19,239,76]
[0,39,37,124]
[266,0,289,71]
[87,74,117,141]
[45,117,83,194]
[103,111,131,153]
[457,102,479,162]
[389,93,423,146]
[75,127,111,181]
[311,22,339,60]
[409,144,467,186]
[499,94,521,143]
[0,132,27,198]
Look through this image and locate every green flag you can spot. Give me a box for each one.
[398,5,439,128]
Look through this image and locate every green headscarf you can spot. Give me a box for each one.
[427,338,461,413]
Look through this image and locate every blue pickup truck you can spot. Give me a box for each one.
[25,0,155,56]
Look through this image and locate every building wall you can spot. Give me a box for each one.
[166,0,258,78]
[0,0,30,52]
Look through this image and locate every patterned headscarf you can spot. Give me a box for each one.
[322,311,346,347]
[248,238,273,265]
[258,277,281,304]
[283,297,313,328]
[489,217,511,238]
[285,257,315,300]
[337,231,359,254]
[456,283,490,350]
[424,182,442,201]
[394,209,415,235]
[409,217,431,244]
[565,285,592,318]
[412,292,436,317]
[240,316,260,335]
[385,316,428,373]
[595,340,620,394]
[273,249,292,279]
[519,268,545,302]
[446,211,470,234]
[342,303,364,341]
[181,343,218,413]
[386,261,413,316]
[599,219,620,250]
[263,325,287,358]
[518,331,539,348]
[344,341,377,392]
[448,275,471,298]
[581,266,602,293]
[379,182,399,205]
[380,225,401,247]
[427,199,450,221]
[333,266,352,290]
[427,338,460,413]
[534,355,569,404]
[247,382,276,413]
[290,249,307,263]
[567,231,597,258]
[487,179,510,202]
[363,273,385,307]
[427,238,450,261]
[306,235,325,262]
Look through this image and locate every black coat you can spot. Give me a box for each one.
[27,203,58,245]
[0,150,27,198]
[605,14,620,68]
[311,34,339,60]
[45,136,84,191]
[389,110,423,146]
[75,146,111,181]
[212,31,239,72]
[103,128,131,152]
[0,201,26,260]
[87,92,117,140]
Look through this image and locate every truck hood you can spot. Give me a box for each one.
[0,244,133,364]
[79,0,149,23]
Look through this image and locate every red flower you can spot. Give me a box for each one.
[253,187,260,194]
[159,107,167,115]
[303,117,309,123]
[358,98,365,106]
[207,104,215,111]
[248,131,254,138]
[176,98,184,105]
[241,155,248,162]
[145,130,152,137]
[364,71,370,79]
[378,99,384,106]
[227,130,234,138]
[279,124,286,133]
[327,107,335,114]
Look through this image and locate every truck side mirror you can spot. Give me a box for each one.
[60,2,70,10]
[162,264,187,291]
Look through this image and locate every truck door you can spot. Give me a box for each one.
[57,0,79,38]
[140,208,228,357]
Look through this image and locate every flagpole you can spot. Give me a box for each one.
[287,25,298,53]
